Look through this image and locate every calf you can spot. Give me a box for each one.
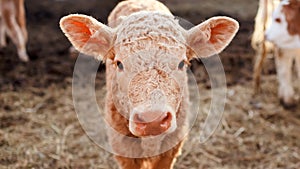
[0,0,29,62]
[60,0,239,168]
[252,0,279,93]
[265,0,300,107]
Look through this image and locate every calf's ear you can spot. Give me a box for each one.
[186,16,239,59]
[60,14,114,60]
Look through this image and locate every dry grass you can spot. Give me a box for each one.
[0,75,299,169]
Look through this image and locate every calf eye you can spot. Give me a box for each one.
[275,18,281,23]
[116,61,124,70]
[178,60,185,70]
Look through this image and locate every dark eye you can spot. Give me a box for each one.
[178,60,185,70]
[275,18,281,23]
[116,61,124,70]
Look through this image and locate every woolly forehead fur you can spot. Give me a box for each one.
[110,11,189,117]
[113,11,188,61]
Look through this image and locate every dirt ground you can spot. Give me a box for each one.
[0,0,300,168]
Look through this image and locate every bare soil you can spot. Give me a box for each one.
[0,0,299,168]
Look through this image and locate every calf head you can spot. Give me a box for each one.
[265,0,300,48]
[60,12,238,137]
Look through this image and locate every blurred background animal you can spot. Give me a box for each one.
[252,0,300,108]
[0,0,29,62]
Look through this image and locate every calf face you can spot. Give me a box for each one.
[60,13,238,137]
[265,0,300,48]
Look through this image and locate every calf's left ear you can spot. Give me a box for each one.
[186,16,239,59]
[59,14,115,60]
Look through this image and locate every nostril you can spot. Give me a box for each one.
[160,112,172,129]
[134,114,144,123]
[162,112,172,123]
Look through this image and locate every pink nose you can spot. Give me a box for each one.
[133,112,172,136]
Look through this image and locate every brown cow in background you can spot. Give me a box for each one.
[0,0,29,62]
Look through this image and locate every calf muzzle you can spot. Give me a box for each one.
[132,111,173,136]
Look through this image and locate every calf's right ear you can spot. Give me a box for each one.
[59,14,115,60]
